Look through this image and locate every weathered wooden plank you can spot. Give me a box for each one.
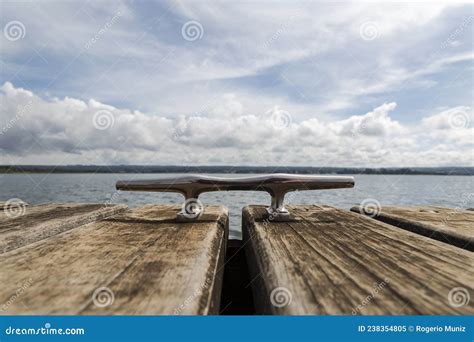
[243,205,474,315]
[0,205,228,315]
[351,205,474,251]
[0,203,127,253]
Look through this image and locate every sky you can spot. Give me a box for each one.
[0,0,473,167]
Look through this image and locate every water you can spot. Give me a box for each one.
[1,173,472,239]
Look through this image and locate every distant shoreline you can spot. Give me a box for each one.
[0,165,472,176]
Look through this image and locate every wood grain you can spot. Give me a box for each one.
[243,205,474,315]
[351,205,474,251]
[0,205,228,315]
[0,203,127,253]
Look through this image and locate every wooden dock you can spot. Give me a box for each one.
[350,205,473,251]
[0,204,227,315]
[1,202,472,315]
[243,205,473,315]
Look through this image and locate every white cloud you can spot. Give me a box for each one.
[422,106,472,130]
[1,82,472,166]
[1,1,471,119]
[0,2,472,167]
[421,106,473,146]
[332,102,403,137]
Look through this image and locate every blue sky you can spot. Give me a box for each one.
[0,1,473,166]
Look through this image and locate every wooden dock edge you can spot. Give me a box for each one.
[241,207,275,314]
[350,205,473,251]
[0,203,128,254]
[198,206,229,315]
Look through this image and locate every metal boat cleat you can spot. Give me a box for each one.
[116,174,355,221]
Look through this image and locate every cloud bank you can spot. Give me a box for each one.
[1,82,471,166]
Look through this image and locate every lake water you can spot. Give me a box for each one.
[1,173,472,239]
